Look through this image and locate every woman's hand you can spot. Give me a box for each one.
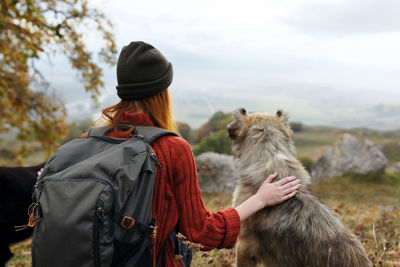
[235,173,301,222]
[255,173,300,207]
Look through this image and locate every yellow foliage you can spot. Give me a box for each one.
[0,0,117,162]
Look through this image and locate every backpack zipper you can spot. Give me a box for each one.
[94,199,104,267]
[149,151,162,168]
[146,145,162,169]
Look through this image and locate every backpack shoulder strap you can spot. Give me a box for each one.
[87,123,134,137]
[87,126,113,136]
[87,125,178,142]
[134,126,178,144]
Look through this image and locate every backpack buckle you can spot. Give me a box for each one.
[146,225,158,239]
[121,216,135,229]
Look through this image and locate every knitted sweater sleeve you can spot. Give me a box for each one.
[170,137,240,250]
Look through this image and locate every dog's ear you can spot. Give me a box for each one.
[233,107,247,121]
[276,109,294,137]
[276,109,289,125]
[228,108,247,139]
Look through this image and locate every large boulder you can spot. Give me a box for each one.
[195,152,238,194]
[311,134,388,181]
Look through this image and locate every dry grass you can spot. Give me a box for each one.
[190,174,400,267]
[8,174,400,267]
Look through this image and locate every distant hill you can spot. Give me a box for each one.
[1,111,399,167]
[185,111,400,170]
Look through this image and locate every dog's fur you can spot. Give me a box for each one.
[0,163,45,267]
[228,109,371,267]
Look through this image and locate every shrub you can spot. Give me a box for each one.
[298,157,314,172]
[191,111,232,143]
[290,122,304,132]
[176,122,192,143]
[193,130,231,156]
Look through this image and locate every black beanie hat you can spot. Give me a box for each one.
[116,41,173,100]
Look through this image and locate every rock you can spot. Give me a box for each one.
[311,134,388,181]
[388,162,400,174]
[195,152,238,194]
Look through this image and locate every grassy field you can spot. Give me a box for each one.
[6,125,400,266]
[9,173,400,267]
[191,173,400,267]
[293,126,400,168]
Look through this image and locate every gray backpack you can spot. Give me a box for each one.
[31,125,177,267]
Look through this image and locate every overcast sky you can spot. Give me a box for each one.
[40,0,400,129]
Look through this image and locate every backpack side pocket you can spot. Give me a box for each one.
[32,178,114,267]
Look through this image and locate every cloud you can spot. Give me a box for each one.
[367,104,400,118]
[285,0,400,36]
[32,0,400,130]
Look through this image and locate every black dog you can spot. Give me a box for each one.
[0,163,45,267]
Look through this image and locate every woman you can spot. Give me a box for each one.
[98,41,301,266]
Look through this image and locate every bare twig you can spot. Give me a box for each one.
[372,223,378,251]
[176,232,204,251]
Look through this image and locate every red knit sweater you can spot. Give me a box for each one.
[86,113,240,266]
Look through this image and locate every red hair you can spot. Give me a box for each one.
[101,88,177,137]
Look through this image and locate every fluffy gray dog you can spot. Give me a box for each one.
[228,108,371,267]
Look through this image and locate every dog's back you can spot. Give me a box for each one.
[256,193,370,266]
